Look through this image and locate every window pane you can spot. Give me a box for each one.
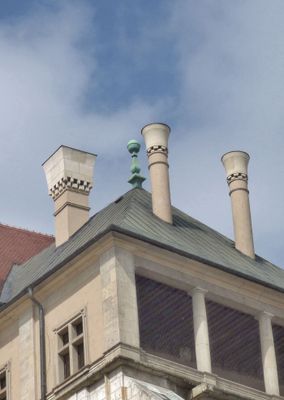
[0,374,5,389]
[62,331,69,345]
[74,321,83,336]
[76,342,85,369]
[57,315,85,382]
[59,327,69,346]
[62,353,70,379]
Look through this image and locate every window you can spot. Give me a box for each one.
[57,314,86,382]
[136,275,196,368]
[0,368,7,400]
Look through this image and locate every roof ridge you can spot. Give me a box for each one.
[58,188,142,245]
[87,187,140,223]
[117,189,151,226]
[110,188,145,225]
[0,223,54,239]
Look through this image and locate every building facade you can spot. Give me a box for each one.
[0,123,283,400]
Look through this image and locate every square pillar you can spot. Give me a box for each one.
[19,306,37,400]
[100,246,140,352]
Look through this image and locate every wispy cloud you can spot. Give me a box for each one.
[0,0,283,266]
[169,0,284,265]
[0,1,162,230]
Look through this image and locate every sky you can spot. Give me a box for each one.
[0,0,284,267]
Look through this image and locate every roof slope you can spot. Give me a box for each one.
[0,224,54,292]
[1,188,284,304]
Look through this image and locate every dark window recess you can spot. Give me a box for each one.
[61,330,69,345]
[62,353,70,379]
[76,342,85,369]
[207,300,264,391]
[75,321,83,336]
[136,275,196,368]
[0,370,6,400]
[0,375,5,390]
[273,324,284,397]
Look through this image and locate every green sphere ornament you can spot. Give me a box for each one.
[127,140,141,155]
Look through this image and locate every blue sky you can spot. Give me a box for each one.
[0,1,284,267]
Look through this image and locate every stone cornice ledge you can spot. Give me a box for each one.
[46,345,283,400]
[190,381,282,400]
[141,352,283,400]
[46,344,141,400]
[215,375,282,400]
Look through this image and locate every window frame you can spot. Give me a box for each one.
[0,363,10,400]
[54,309,88,383]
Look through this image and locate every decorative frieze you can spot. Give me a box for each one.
[226,172,248,184]
[147,145,168,156]
[49,177,93,200]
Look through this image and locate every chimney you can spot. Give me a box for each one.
[221,151,255,258]
[43,146,96,246]
[141,123,172,224]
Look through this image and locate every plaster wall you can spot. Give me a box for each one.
[0,237,140,399]
[0,315,20,399]
[38,257,104,392]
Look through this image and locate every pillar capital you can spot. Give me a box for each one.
[191,287,208,296]
[256,310,274,321]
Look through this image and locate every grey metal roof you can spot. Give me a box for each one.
[1,188,284,305]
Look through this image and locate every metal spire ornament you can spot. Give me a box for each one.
[127,140,146,189]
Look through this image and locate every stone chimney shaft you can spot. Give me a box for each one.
[43,146,96,246]
[141,123,172,224]
[221,151,255,258]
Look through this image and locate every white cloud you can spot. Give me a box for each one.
[169,0,284,265]
[0,1,161,231]
[0,2,162,151]
[0,0,283,267]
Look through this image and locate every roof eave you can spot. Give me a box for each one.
[1,225,284,316]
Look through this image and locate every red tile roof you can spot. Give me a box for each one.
[0,224,54,292]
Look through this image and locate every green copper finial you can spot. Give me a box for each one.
[127,140,146,188]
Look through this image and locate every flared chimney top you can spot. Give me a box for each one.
[141,123,172,224]
[43,145,96,246]
[221,150,255,258]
